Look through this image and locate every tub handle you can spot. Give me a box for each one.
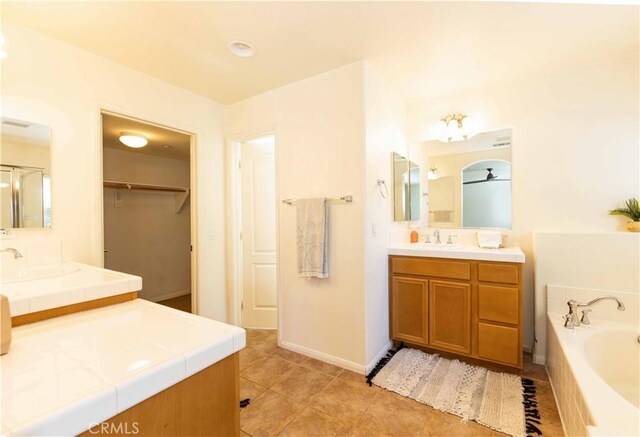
[563,313,575,329]
[580,309,592,325]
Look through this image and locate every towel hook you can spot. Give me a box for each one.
[377,179,389,199]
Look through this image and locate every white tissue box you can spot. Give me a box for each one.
[476,231,504,249]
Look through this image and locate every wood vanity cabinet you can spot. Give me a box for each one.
[389,255,523,370]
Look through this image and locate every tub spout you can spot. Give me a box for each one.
[565,296,625,328]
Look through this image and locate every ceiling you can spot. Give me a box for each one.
[3,2,638,105]
[1,117,51,148]
[102,113,191,161]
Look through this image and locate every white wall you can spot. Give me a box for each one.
[407,54,639,353]
[1,21,227,321]
[103,148,191,303]
[227,62,368,369]
[363,64,407,367]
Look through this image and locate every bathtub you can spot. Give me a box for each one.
[546,313,640,436]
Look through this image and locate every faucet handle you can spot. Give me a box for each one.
[446,235,457,245]
[563,313,575,329]
[580,309,592,325]
[424,234,431,244]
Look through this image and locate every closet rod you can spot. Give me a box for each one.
[103,180,188,193]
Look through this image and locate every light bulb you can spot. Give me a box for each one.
[119,133,148,148]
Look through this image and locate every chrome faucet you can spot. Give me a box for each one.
[1,247,23,259]
[564,296,625,329]
[433,229,441,244]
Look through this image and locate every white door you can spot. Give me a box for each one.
[241,138,277,329]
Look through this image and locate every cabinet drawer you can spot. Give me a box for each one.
[478,322,520,366]
[391,257,471,280]
[477,263,519,284]
[478,285,519,325]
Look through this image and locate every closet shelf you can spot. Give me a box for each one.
[103,180,190,213]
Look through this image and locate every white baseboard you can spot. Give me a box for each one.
[279,340,366,374]
[533,353,546,365]
[365,340,394,375]
[147,289,190,303]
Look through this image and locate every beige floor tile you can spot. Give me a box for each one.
[279,407,351,437]
[240,347,270,371]
[242,355,298,388]
[241,377,268,401]
[302,357,343,377]
[250,331,279,354]
[246,329,270,345]
[272,347,309,364]
[336,369,367,386]
[308,378,375,425]
[535,380,560,414]
[538,409,565,437]
[241,390,302,437]
[356,390,427,436]
[271,366,333,404]
[523,354,549,383]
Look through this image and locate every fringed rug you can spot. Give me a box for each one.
[366,347,541,437]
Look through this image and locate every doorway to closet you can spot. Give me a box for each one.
[101,112,195,313]
[237,135,277,329]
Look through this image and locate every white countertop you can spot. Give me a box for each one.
[1,299,245,436]
[388,243,525,263]
[1,262,142,317]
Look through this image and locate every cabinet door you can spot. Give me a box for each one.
[429,280,471,354]
[391,276,428,346]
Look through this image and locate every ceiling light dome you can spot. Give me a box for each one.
[119,132,148,148]
[227,40,255,58]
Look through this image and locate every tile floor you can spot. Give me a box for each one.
[240,330,565,437]
[157,294,192,313]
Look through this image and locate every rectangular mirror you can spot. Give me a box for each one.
[1,117,52,228]
[392,152,420,222]
[413,129,512,229]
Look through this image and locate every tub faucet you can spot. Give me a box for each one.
[1,247,23,259]
[564,296,625,328]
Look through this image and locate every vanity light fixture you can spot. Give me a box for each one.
[227,40,255,58]
[427,167,439,180]
[431,113,479,143]
[119,132,148,148]
[0,34,7,59]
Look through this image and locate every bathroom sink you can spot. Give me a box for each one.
[2,264,81,283]
[411,243,463,250]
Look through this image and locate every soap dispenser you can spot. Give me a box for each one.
[410,230,419,243]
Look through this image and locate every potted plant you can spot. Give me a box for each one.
[609,197,640,232]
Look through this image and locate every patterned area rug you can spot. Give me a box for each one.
[367,347,541,437]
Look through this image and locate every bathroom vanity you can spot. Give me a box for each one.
[388,244,525,370]
[1,257,244,436]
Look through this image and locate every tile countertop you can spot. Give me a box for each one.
[0,299,246,436]
[1,262,142,317]
[388,244,526,263]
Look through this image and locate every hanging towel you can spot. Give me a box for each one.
[294,198,329,279]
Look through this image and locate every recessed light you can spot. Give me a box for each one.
[227,40,255,58]
[119,132,148,148]
[163,145,173,149]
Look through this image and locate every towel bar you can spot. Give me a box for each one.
[282,195,353,205]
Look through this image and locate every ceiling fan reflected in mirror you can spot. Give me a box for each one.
[463,168,511,185]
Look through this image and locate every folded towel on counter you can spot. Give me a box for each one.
[294,198,329,279]
[477,231,503,249]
